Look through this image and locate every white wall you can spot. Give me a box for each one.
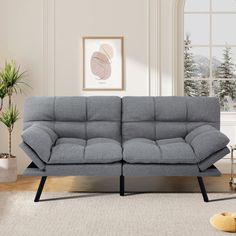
[0,0,235,174]
[54,0,149,96]
[0,0,44,174]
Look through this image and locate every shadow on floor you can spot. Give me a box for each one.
[209,196,236,202]
[37,191,236,203]
[39,192,113,202]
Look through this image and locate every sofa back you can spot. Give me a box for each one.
[23,96,121,141]
[24,96,220,142]
[122,96,220,141]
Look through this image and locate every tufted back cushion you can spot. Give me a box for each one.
[24,96,121,142]
[122,96,220,141]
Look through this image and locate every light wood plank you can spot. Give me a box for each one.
[0,175,235,193]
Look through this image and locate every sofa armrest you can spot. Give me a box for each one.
[20,142,46,170]
[185,125,230,162]
[21,124,58,163]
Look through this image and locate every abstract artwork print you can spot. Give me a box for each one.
[83,37,124,90]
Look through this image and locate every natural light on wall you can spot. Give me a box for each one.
[184,0,236,112]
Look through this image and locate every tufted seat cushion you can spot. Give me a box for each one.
[123,138,161,164]
[123,138,197,164]
[49,138,122,164]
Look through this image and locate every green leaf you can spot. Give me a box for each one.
[0,83,7,99]
[0,60,28,96]
[0,105,20,129]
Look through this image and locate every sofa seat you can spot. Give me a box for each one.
[49,138,122,164]
[123,138,197,164]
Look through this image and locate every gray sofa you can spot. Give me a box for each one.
[20,96,230,202]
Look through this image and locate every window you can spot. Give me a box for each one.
[184,0,236,112]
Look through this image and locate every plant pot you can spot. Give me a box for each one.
[0,155,17,182]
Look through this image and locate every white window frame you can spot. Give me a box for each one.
[177,0,236,113]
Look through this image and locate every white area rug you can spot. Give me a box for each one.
[0,192,235,236]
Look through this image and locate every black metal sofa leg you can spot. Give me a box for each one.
[34,176,47,202]
[197,177,209,202]
[120,175,125,196]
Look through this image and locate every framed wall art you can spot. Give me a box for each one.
[82,36,124,90]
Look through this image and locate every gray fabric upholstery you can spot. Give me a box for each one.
[21,124,58,163]
[46,163,122,176]
[122,96,220,141]
[49,138,122,164]
[123,138,197,164]
[24,121,54,131]
[24,97,55,122]
[157,140,196,164]
[55,97,86,121]
[123,139,161,163]
[20,143,45,170]
[187,97,220,123]
[55,122,86,139]
[56,138,86,146]
[185,125,215,143]
[23,96,121,141]
[157,138,185,145]
[122,97,155,121]
[87,96,121,121]
[155,96,187,121]
[122,122,156,141]
[21,96,229,178]
[198,147,230,171]
[185,125,230,162]
[123,164,221,176]
[87,96,121,141]
[156,122,187,140]
[86,121,120,140]
[50,139,85,164]
[85,138,122,163]
[24,163,122,176]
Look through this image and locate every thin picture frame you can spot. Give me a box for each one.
[82,36,124,91]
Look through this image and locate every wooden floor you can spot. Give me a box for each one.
[0,175,236,193]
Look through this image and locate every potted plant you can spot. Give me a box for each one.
[0,61,27,182]
[0,83,7,111]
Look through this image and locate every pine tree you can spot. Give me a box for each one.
[215,46,236,110]
[184,34,199,96]
[199,80,210,96]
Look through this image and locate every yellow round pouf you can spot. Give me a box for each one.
[210,212,236,232]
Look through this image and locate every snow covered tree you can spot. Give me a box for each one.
[184,34,199,96]
[216,46,234,79]
[215,46,236,110]
[199,80,210,96]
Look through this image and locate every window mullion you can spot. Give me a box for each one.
[209,0,213,97]
[184,0,236,112]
